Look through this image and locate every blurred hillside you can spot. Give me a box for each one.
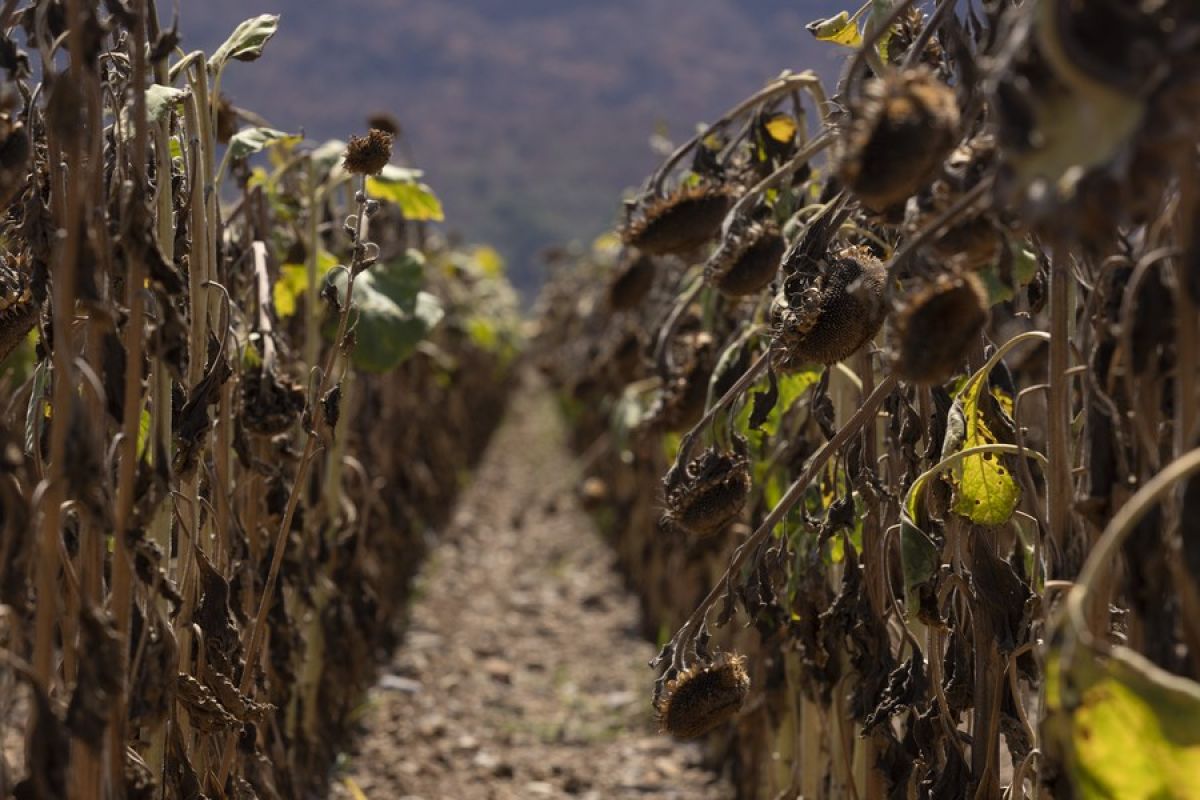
[185,0,844,295]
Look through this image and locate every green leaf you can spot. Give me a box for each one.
[227,127,301,163]
[466,316,499,352]
[136,408,152,461]
[325,250,445,373]
[366,165,445,222]
[736,367,822,438]
[899,515,940,616]
[208,14,280,72]
[806,11,863,46]
[242,340,263,369]
[945,371,1021,526]
[977,244,1040,305]
[1046,643,1200,799]
[0,327,37,385]
[661,431,682,465]
[273,249,338,318]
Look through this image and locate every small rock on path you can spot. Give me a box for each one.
[330,377,731,800]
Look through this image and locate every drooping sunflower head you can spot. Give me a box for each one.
[654,651,751,739]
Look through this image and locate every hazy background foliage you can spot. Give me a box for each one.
[187,0,844,295]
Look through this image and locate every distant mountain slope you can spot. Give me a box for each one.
[184,0,845,292]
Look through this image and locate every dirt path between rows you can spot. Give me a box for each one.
[329,376,732,800]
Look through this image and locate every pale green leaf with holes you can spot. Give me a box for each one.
[227,127,301,162]
[208,14,279,72]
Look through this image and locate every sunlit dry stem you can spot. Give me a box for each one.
[33,0,91,692]
[1170,173,1200,674]
[1063,448,1200,656]
[107,0,152,789]
[1047,248,1073,592]
[217,175,372,785]
[1117,247,1178,462]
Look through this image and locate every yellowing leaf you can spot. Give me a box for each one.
[764,114,797,144]
[472,245,505,278]
[1046,643,1200,799]
[246,166,270,190]
[366,165,445,222]
[272,249,338,318]
[591,231,621,258]
[342,778,370,800]
[806,11,863,47]
[466,316,499,352]
[947,372,1020,525]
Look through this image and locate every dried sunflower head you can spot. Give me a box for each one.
[655,652,751,739]
[0,257,37,362]
[662,442,751,538]
[343,129,393,176]
[621,185,734,256]
[705,221,786,297]
[366,112,402,136]
[608,252,657,310]
[770,245,887,371]
[215,93,238,145]
[884,6,944,69]
[890,272,988,385]
[0,110,30,208]
[989,0,1193,249]
[907,136,1002,271]
[241,365,306,436]
[607,327,645,384]
[645,331,717,431]
[838,67,960,215]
